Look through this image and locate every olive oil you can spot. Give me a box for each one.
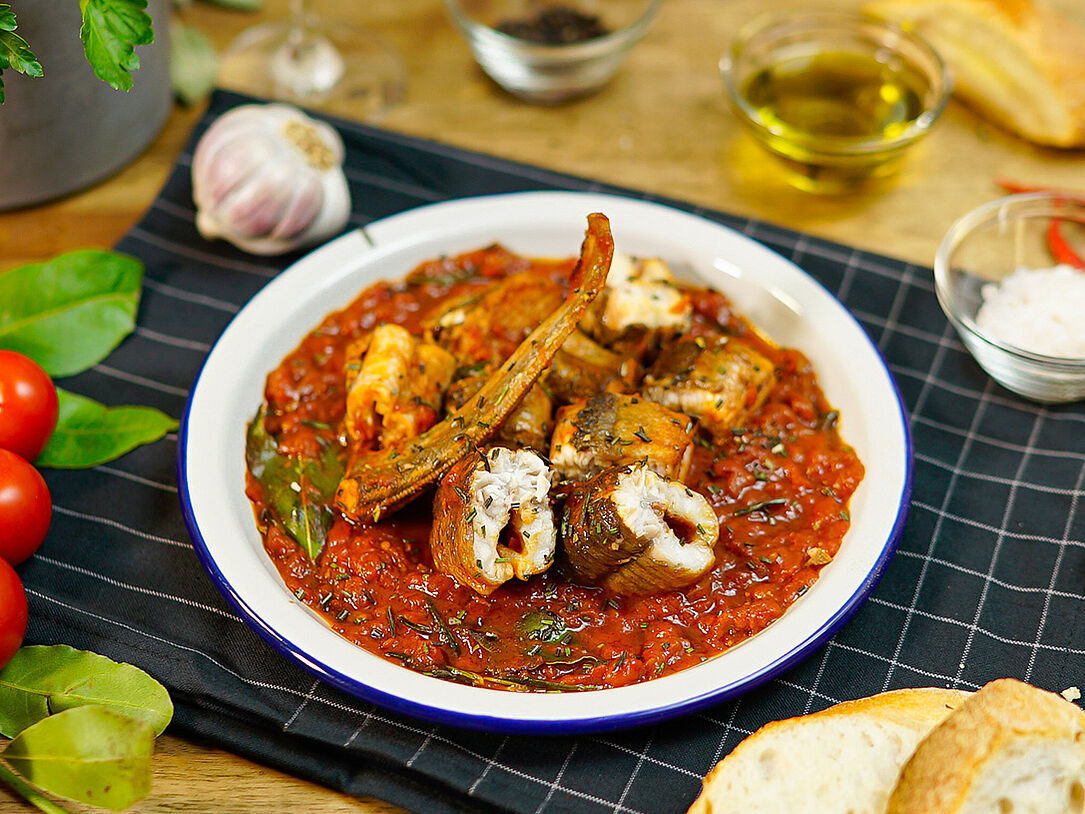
[739,50,932,191]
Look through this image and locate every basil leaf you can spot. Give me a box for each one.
[0,645,173,738]
[0,5,43,105]
[0,250,143,377]
[3,706,154,811]
[169,20,216,106]
[246,407,345,560]
[78,0,154,92]
[35,390,178,469]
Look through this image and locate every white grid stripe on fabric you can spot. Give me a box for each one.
[610,736,653,814]
[914,453,1085,496]
[592,739,703,780]
[142,278,242,313]
[889,552,1085,600]
[406,728,438,768]
[94,464,179,493]
[1025,457,1085,680]
[829,639,983,689]
[869,597,1085,656]
[36,555,241,621]
[134,325,213,352]
[913,414,1085,456]
[129,226,279,278]
[882,373,993,692]
[92,363,190,397]
[535,744,579,814]
[910,501,1085,548]
[800,645,832,715]
[467,735,509,794]
[52,504,190,548]
[283,680,322,731]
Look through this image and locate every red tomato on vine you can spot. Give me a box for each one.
[0,557,27,669]
[0,350,59,462]
[0,448,52,565]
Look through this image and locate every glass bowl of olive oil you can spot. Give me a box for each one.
[720,12,950,193]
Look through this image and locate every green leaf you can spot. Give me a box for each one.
[78,0,154,92]
[170,20,217,106]
[0,645,173,738]
[246,406,345,560]
[0,250,143,377]
[0,4,44,105]
[35,390,178,469]
[2,706,154,811]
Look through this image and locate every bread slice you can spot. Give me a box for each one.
[888,678,1085,813]
[863,0,1085,147]
[686,687,970,814]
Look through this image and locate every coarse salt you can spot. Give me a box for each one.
[975,264,1085,358]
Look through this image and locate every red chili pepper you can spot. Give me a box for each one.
[1047,219,1085,270]
[995,179,1085,270]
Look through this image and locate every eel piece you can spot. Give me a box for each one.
[549,392,696,483]
[335,213,614,523]
[560,464,718,594]
[581,254,692,343]
[544,328,640,404]
[430,447,556,595]
[641,336,775,439]
[343,323,457,449]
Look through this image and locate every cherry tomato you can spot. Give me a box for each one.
[0,557,27,669]
[0,350,59,462]
[0,449,52,565]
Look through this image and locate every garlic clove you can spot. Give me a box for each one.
[191,103,352,256]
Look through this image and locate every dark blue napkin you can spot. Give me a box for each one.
[21,90,1085,814]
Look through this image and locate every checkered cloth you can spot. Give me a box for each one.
[21,91,1085,814]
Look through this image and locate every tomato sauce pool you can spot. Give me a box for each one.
[247,246,864,691]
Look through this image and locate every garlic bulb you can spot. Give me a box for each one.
[191,103,351,256]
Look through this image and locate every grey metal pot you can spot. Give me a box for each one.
[0,0,171,210]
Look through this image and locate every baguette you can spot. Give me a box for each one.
[888,678,1085,813]
[686,687,969,814]
[863,0,1085,147]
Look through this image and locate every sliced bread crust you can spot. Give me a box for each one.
[863,0,1085,147]
[687,687,970,814]
[888,678,1085,814]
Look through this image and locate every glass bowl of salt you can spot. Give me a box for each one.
[935,192,1085,403]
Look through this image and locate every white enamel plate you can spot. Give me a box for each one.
[179,191,911,733]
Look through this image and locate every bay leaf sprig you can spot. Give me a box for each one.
[0,249,179,469]
[0,645,173,811]
[36,390,178,469]
[0,645,173,737]
[246,407,345,560]
[2,707,154,812]
[0,249,142,378]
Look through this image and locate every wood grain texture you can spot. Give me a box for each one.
[0,0,1082,811]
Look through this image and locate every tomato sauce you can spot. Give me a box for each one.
[247,246,864,691]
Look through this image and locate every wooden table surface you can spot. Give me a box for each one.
[0,0,1082,811]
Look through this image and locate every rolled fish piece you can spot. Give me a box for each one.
[430,447,557,596]
[641,336,775,439]
[561,464,718,595]
[549,392,696,483]
[544,328,640,405]
[581,254,692,342]
[343,323,457,449]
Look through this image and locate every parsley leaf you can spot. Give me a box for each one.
[78,0,154,92]
[0,5,43,105]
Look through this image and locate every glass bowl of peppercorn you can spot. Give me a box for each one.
[444,0,661,103]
